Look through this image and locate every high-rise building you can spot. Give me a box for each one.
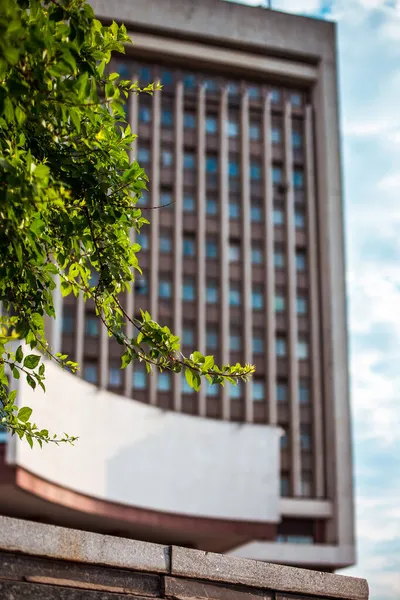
[0,0,355,572]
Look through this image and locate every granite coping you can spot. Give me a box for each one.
[170,547,369,600]
[0,516,368,600]
[0,516,170,573]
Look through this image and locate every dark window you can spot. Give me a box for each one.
[206,328,218,350]
[206,155,218,173]
[139,105,151,123]
[252,285,264,310]
[250,160,262,181]
[296,251,307,271]
[301,425,312,451]
[184,153,195,169]
[83,364,98,384]
[276,337,287,357]
[293,169,304,189]
[206,239,218,259]
[62,313,74,334]
[183,193,195,213]
[135,275,148,295]
[273,166,283,184]
[161,70,173,86]
[277,382,288,402]
[160,232,172,253]
[161,150,173,168]
[250,122,261,141]
[183,236,195,257]
[230,328,241,351]
[183,326,194,347]
[138,66,151,82]
[272,127,282,144]
[184,73,196,89]
[206,197,218,215]
[292,131,303,148]
[280,429,289,450]
[253,332,264,354]
[184,112,196,129]
[252,245,263,264]
[251,201,263,222]
[280,474,290,497]
[273,208,284,225]
[295,210,306,229]
[229,284,241,307]
[206,280,218,304]
[85,316,99,337]
[253,380,264,401]
[161,109,173,127]
[183,278,195,301]
[159,279,172,299]
[229,201,240,220]
[299,381,310,404]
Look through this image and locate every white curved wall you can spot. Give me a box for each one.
[11,360,280,522]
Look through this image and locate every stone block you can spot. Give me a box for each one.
[164,576,273,600]
[0,580,154,599]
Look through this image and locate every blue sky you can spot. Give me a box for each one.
[229,1,400,598]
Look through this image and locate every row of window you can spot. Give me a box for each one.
[83,364,310,404]
[138,147,305,189]
[139,105,303,148]
[280,425,313,452]
[281,471,313,497]
[132,64,304,108]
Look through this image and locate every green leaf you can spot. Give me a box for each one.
[26,433,33,449]
[23,354,41,369]
[15,345,23,363]
[18,406,33,423]
[26,375,36,390]
[185,368,194,389]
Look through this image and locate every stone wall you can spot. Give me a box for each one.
[0,516,368,600]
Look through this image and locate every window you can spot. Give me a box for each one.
[251,201,262,222]
[159,279,172,299]
[184,112,196,129]
[138,147,150,164]
[138,190,149,206]
[184,153,195,169]
[230,328,241,351]
[250,160,261,181]
[205,79,218,92]
[252,245,263,265]
[160,232,172,253]
[206,239,218,259]
[62,313,74,334]
[183,236,195,257]
[85,316,99,337]
[206,116,218,134]
[137,232,149,250]
[117,61,130,79]
[184,73,196,89]
[83,364,98,384]
[206,280,218,304]
[183,193,195,213]
[253,381,264,401]
[275,293,286,313]
[301,425,312,451]
[291,92,302,107]
[229,381,242,399]
[301,472,312,498]
[297,296,308,314]
[206,197,218,215]
[273,208,284,225]
[296,251,307,271]
[229,242,240,263]
[133,365,146,390]
[183,326,194,347]
[161,70,173,86]
[207,384,219,397]
[158,372,171,392]
[272,166,283,185]
[277,382,288,402]
[183,278,195,301]
[280,429,288,450]
[139,105,151,123]
[229,160,240,177]
[271,127,282,144]
[135,275,148,295]
[274,251,285,269]
[161,150,173,168]
[252,286,264,310]
[250,122,261,141]
[229,284,241,307]
[206,328,218,350]
[206,155,218,173]
[253,332,264,354]
[292,131,302,148]
[161,109,173,127]
[109,367,122,387]
[280,474,290,497]
[228,82,240,96]
[276,337,287,357]
[298,340,309,359]
[248,86,260,99]
[161,190,173,206]
[229,201,240,220]
[295,210,306,229]
[293,169,304,189]
[139,66,151,82]
[227,120,239,137]
[182,375,194,395]
[299,381,310,404]
[270,89,281,104]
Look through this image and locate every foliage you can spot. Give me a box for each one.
[0,0,255,447]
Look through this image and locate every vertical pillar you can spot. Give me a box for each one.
[263,95,277,425]
[75,295,85,377]
[197,84,207,417]
[284,101,301,496]
[173,81,184,412]
[240,89,253,423]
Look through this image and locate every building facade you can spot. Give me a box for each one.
[0,0,355,572]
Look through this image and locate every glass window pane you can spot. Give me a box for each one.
[280,475,290,496]
[184,112,196,128]
[85,317,99,337]
[139,105,151,123]
[297,340,309,359]
[139,66,151,82]
[206,282,218,304]
[205,79,218,92]
[207,384,219,397]
[291,92,302,107]
[206,155,218,173]
[161,109,173,127]
[251,203,262,222]
[133,367,147,390]
[206,239,218,259]
[229,201,240,219]
[158,372,171,391]
[301,425,312,451]
[295,210,306,229]
[206,198,218,215]
[184,153,195,169]
[299,381,310,404]
[275,294,286,313]
[228,381,242,399]
[276,338,287,357]
[253,333,263,354]
[293,169,304,189]
[252,245,263,264]
[161,150,173,167]
[252,286,264,310]
[250,161,261,180]
[183,327,194,347]
[248,86,260,99]
[184,73,196,89]
[273,208,284,225]
[270,89,281,104]
[274,252,285,269]
[230,329,241,351]
[138,147,150,163]
[62,314,74,334]
[227,121,239,137]
[292,131,302,148]
[138,190,149,206]
[228,82,240,96]
[206,116,218,134]
[137,232,149,250]
[229,285,241,306]
[159,280,172,298]
[135,275,148,295]
[161,191,172,206]
[271,127,281,144]
[253,381,264,401]
[228,160,240,177]
[277,382,288,402]
[183,278,195,301]
[273,166,283,184]
[183,194,195,213]
[280,429,288,450]
[250,123,260,140]
[183,237,195,257]
[161,70,173,86]
[109,367,122,387]
[206,329,218,349]
[296,251,306,271]
[229,243,240,262]
[83,364,98,384]
[160,233,172,253]
[296,296,307,314]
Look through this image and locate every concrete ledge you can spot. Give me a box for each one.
[0,516,170,573]
[170,547,368,600]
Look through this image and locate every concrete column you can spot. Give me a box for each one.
[263,95,277,425]
[149,71,161,405]
[51,276,63,356]
[284,101,301,497]
[75,295,85,377]
[197,84,207,417]
[240,89,253,423]
[173,81,184,412]
[219,87,230,420]
[99,313,109,390]
[124,71,139,397]
[305,105,324,499]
